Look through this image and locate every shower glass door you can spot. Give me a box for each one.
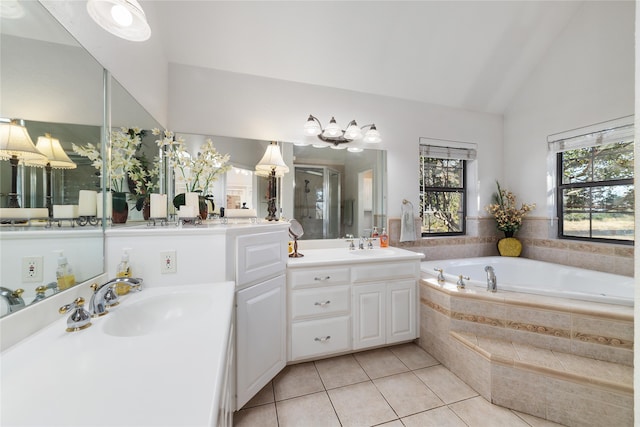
[294,165,341,239]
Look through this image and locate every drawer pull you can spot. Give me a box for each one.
[314,336,331,342]
[314,300,331,307]
[314,276,331,281]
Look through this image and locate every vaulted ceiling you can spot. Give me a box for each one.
[147,1,584,115]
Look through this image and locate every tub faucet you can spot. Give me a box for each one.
[433,268,445,283]
[484,266,497,292]
[456,275,470,289]
[0,287,25,313]
[89,277,143,317]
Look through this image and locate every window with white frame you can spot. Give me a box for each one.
[549,118,634,244]
[419,140,476,236]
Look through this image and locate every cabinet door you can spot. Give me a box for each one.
[236,275,286,410]
[352,283,386,350]
[386,279,417,344]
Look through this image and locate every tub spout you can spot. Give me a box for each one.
[484,265,497,292]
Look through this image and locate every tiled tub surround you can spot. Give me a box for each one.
[419,276,633,426]
[388,216,634,277]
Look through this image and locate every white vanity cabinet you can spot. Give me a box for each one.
[287,249,422,362]
[232,228,289,411]
[288,267,351,361]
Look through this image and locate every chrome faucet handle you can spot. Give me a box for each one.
[367,238,373,249]
[59,297,92,332]
[347,239,355,250]
[456,275,470,289]
[0,287,25,313]
[434,268,445,282]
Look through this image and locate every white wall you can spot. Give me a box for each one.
[503,1,635,211]
[168,64,504,219]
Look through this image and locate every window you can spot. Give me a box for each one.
[551,120,634,244]
[419,141,475,236]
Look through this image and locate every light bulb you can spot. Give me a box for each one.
[111,4,133,27]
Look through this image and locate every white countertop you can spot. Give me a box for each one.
[287,246,424,268]
[1,281,235,426]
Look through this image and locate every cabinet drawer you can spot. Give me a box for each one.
[236,232,287,288]
[291,316,351,360]
[291,286,350,320]
[289,267,350,289]
[351,261,417,283]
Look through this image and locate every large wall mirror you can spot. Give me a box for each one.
[0,1,159,317]
[172,133,387,239]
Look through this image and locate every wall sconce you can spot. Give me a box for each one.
[24,133,77,217]
[304,115,382,147]
[0,119,47,208]
[255,142,289,221]
[87,0,151,42]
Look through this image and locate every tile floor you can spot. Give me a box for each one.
[233,343,564,427]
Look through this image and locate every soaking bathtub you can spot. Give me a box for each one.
[421,256,634,306]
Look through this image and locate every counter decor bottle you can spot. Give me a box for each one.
[115,250,132,295]
[55,251,76,291]
[380,227,389,248]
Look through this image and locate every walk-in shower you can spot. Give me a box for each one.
[294,165,341,239]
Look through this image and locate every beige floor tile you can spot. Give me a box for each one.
[273,362,325,401]
[512,410,566,426]
[327,381,397,427]
[241,382,274,409]
[233,403,278,427]
[353,347,409,379]
[373,372,444,417]
[375,421,404,427]
[449,396,530,427]
[314,354,369,389]
[275,391,340,427]
[414,365,478,404]
[389,342,440,370]
[401,407,468,427]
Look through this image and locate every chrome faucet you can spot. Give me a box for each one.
[0,287,25,313]
[358,237,365,250]
[484,265,497,292]
[89,277,143,317]
[31,282,59,304]
[456,275,470,289]
[433,268,445,283]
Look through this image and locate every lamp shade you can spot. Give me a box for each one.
[25,133,76,169]
[0,120,46,161]
[255,142,289,177]
[87,0,151,42]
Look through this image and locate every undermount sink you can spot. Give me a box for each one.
[103,292,212,337]
[350,248,395,256]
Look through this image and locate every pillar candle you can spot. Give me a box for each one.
[78,190,97,216]
[150,193,167,218]
[178,205,195,218]
[97,192,112,219]
[185,192,199,210]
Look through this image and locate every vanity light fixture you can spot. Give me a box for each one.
[255,142,289,221]
[0,119,47,208]
[24,133,77,217]
[86,0,151,42]
[304,115,382,146]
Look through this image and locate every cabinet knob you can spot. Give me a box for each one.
[314,276,330,281]
[314,336,331,342]
[314,300,331,307]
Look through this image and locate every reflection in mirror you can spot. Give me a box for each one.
[0,0,105,316]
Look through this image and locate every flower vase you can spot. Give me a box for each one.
[198,196,208,220]
[112,192,128,224]
[498,232,522,257]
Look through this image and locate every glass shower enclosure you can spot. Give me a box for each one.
[294,165,341,239]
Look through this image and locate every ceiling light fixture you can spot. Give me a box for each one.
[304,115,382,146]
[86,0,151,42]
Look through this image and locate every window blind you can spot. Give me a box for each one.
[548,116,634,152]
[419,138,477,160]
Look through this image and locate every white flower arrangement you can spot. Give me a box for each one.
[152,128,231,194]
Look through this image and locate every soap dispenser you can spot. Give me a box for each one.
[380,227,389,248]
[115,249,132,295]
[55,250,76,291]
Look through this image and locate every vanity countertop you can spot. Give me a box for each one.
[1,281,235,426]
[287,245,424,268]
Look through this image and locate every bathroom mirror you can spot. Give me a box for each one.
[0,1,162,316]
[168,132,386,238]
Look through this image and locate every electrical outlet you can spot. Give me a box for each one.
[160,250,177,274]
[22,256,43,282]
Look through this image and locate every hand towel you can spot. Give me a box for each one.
[400,201,417,242]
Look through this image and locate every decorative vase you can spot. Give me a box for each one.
[142,198,151,220]
[112,192,128,224]
[198,196,208,220]
[498,237,522,257]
